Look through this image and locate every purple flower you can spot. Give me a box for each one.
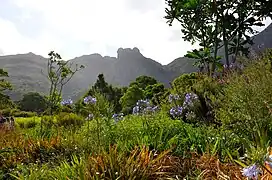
[133,106,140,115]
[133,99,159,115]
[112,113,124,123]
[170,106,183,118]
[168,94,180,103]
[183,93,198,107]
[83,96,97,104]
[242,164,261,180]
[61,98,73,106]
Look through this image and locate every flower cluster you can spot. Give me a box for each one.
[183,93,198,107]
[112,113,124,123]
[170,106,183,118]
[242,164,261,180]
[242,154,272,179]
[132,99,159,115]
[168,94,180,103]
[61,98,73,106]
[83,96,97,104]
[169,93,198,119]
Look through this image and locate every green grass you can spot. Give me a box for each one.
[3,51,272,179]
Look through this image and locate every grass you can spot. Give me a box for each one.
[2,51,272,179]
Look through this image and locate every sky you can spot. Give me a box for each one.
[0,0,271,65]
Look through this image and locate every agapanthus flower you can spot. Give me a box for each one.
[183,93,198,107]
[133,106,140,115]
[83,96,97,104]
[112,113,124,123]
[136,99,150,107]
[168,94,180,103]
[133,99,159,115]
[242,164,261,180]
[61,98,73,106]
[170,106,183,118]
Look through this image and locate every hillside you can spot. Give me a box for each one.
[1,23,271,100]
[0,48,177,100]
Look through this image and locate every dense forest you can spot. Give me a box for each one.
[1,0,272,179]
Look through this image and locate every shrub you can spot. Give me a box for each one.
[0,108,37,117]
[41,115,54,129]
[216,50,272,148]
[0,108,17,116]
[60,105,73,113]
[56,113,84,128]
[13,111,37,117]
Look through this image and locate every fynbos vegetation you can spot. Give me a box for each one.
[1,0,272,179]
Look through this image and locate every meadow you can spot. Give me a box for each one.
[2,50,272,180]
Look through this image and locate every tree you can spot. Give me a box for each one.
[165,0,272,74]
[144,83,166,105]
[86,74,125,113]
[0,68,13,109]
[19,92,47,113]
[130,75,158,90]
[43,51,84,114]
[120,85,144,114]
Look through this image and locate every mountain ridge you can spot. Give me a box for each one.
[1,23,272,100]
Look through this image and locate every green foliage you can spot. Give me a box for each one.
[45,51,84,115]
[172,73,198,93]
[19,92,47,113]
[120,84,144,113]
[13,111,37,117]
[0,68,12,92]
[165,0,272,73]
[0,68,13,109]
[87,74,124,113]
[0,108,36,117]
[216,51,272,148]
[56,113,84,128]
[130,75,158,90]
[16,118,38,129]
[171,72,223,125]
[144,83,166,105]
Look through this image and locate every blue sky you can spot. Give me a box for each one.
[0,0,271,64]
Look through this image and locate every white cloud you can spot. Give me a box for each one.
[0,0,271,64]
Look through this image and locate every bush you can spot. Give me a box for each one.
[13,111,37,117]
[61,105,73,113]
[41,115,54,129]
[169,73,223,125]
[16,118,38,129]
[0,108,37,117]
[216,50,272,148]
[0,108,17,116]
[56,113,84,128]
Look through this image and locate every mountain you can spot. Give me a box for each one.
[0,53,50,100]
[1,23,271,100]
[0,48,176,100]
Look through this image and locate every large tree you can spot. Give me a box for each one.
[165,0,272,74]
[87,74,124,113]
[19,92,47,113]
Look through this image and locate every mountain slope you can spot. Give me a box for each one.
[0,48,176,100]
[1,23,271,100]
